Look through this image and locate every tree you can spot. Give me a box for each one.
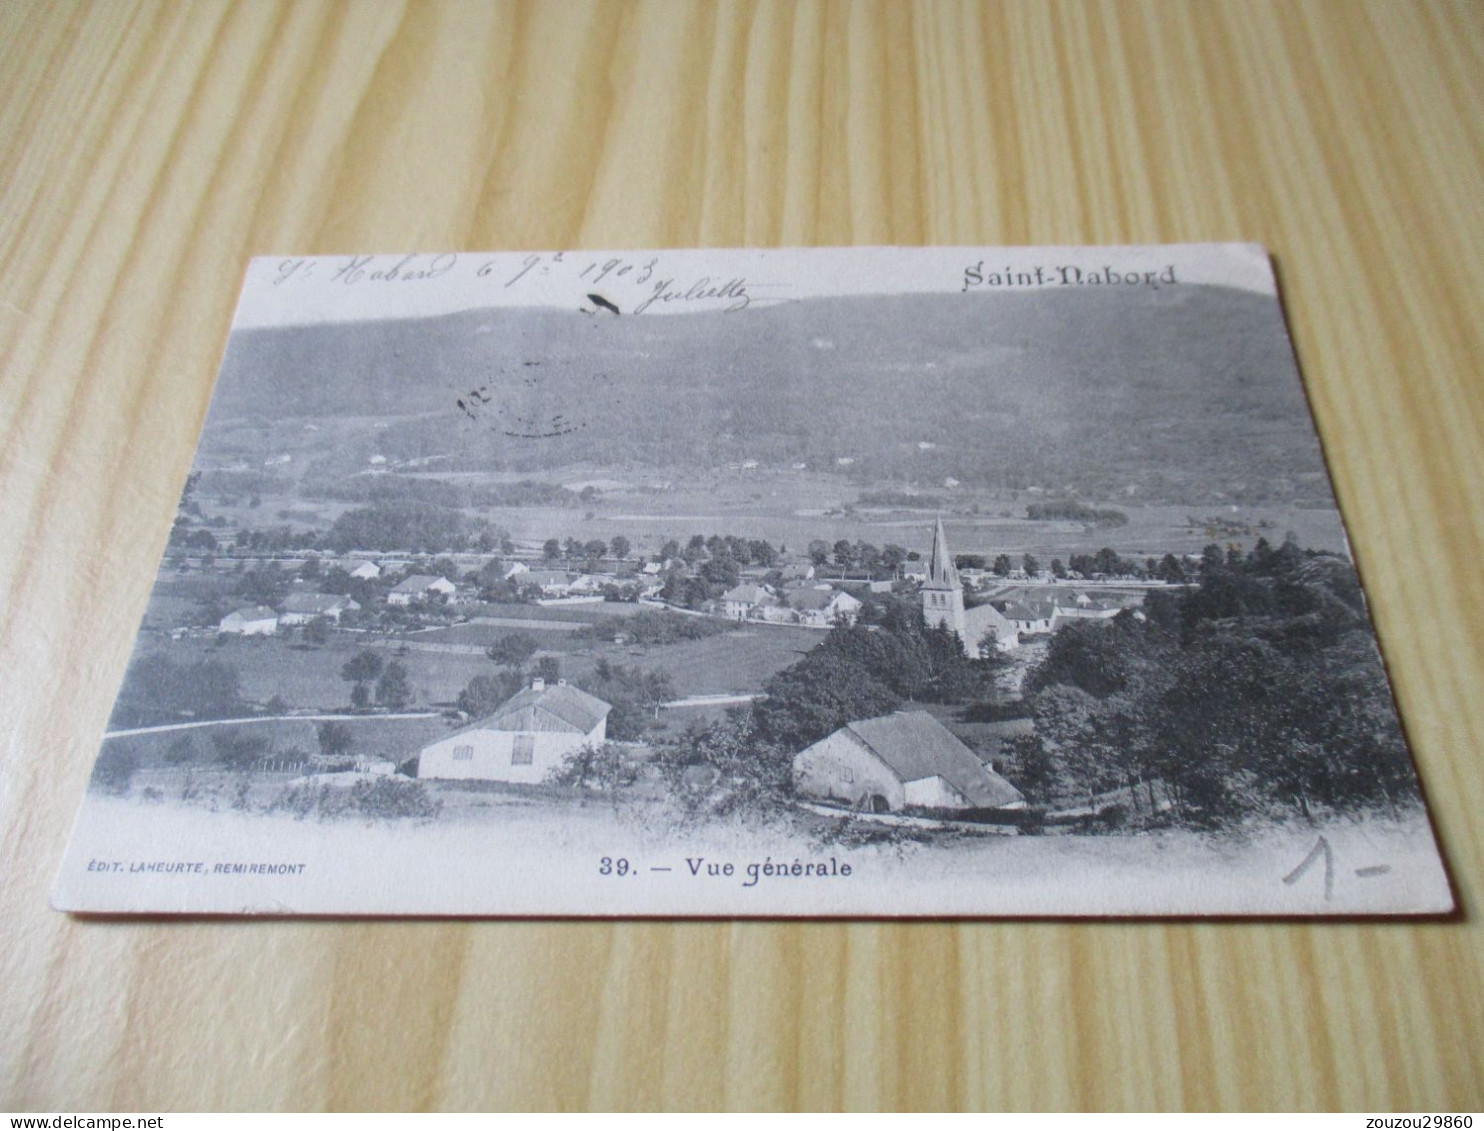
[487,632,539,673]
[341,649,384,684]
[457,673,512,717]
[317,721,353,759]
[657,715,793,818]
[754,650,900,749]
[807,540,830,568]
[542,538,561,561]
[375,660,412,709]
[881,544,907,577]
[832,539,856,575]
[699,555,740,589]
[536,656,562,685]
[551,743,638,791]
[609,535,631,561]
[341,649,384,709]
[992,554,1013,577]
[1022,553,1040,576]
[660,539,681,562]
[1050,558,1067,579]
[1156,553,1186,584]
[303,617,330,646]
[212,730,268,771]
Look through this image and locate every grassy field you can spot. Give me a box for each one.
[123,634,492,711]
[562,624,820,698]
[117,616,823,721]
[102,714,454,769]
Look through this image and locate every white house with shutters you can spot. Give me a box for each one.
[416,679,611,784]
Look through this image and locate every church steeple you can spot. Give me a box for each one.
[925,515,960,589]
[922,517,966,640]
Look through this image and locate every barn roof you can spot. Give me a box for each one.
[721,583,771,604]
[475,682,612,735]
[789,586,853,611]
[844,710,1023,809]
[390,574,446,593]
[283,592,354,613]
[225,605,277,621]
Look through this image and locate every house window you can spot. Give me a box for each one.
[841,765,854,784]
[512,735,535,765]
[452,745,473,761]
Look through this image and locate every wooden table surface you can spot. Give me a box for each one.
[4,0,1483,1112]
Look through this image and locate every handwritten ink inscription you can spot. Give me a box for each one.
[269,252,771,317]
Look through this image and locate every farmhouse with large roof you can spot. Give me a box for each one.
[793,710,1024,813]
[416,678,611,784]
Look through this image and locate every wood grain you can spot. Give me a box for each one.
[3,0,1483,1112]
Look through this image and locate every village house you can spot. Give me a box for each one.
[417,678,611,784]
[523,569,575,597]
[987,586,1129,633]
[794,710,1025,814]
[336,559,381,581]
[720,583,776,620]
[279,592,361,625]
[785,586,862,627]
[501,561,530,581]
[991,597,1057,636]
[387,574,457,606]
[569,573,617,595]
[218,606,279,636]
[1051,591,1126,622]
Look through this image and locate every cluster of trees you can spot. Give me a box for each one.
[326,501,506,555]
[581,659,676,741]
[340,650,413,710]
[666,534,781,568]
[1026,500,1129,526]
[805,539,909,579]
[753,602,994,751]
[541,535,633,568]
[1004,538,1419,826]
[855,489,946,509]
[953,548,1187,582]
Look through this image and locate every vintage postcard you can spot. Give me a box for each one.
[53,244,1451,916]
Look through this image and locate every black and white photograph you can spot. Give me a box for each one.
[53,244,1451,916]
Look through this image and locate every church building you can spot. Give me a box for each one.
[921,518,1019,655]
